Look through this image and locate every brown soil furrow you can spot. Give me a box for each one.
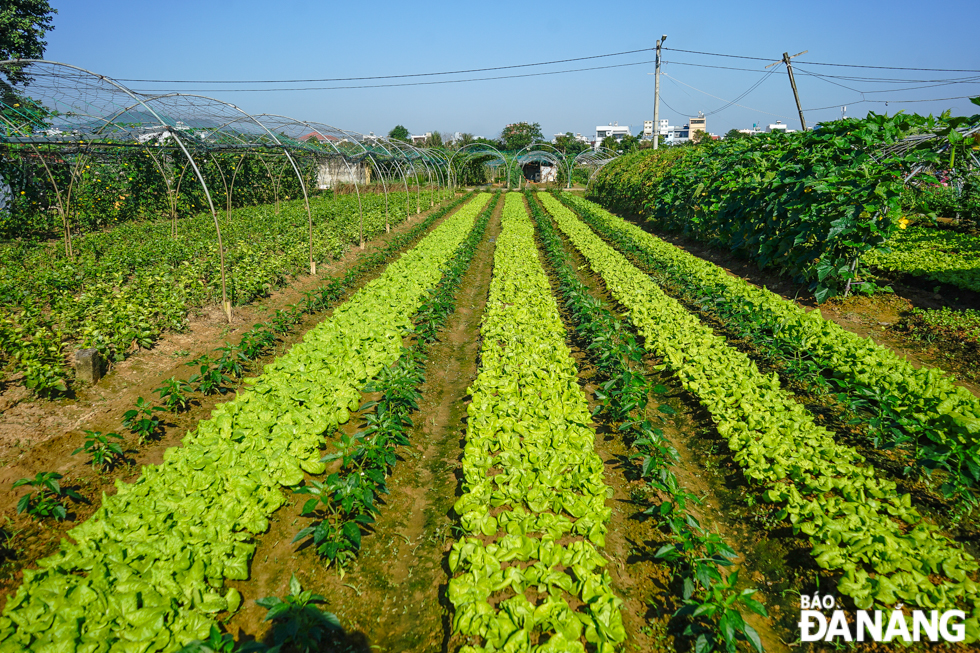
[223,194,502,651]
[0,196,464,605]
[532,193,794,652]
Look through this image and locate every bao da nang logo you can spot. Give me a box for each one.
[799,594,966,643]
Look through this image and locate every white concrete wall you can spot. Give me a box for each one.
[317,159,370,188]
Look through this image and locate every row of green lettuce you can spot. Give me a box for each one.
[538,192,980,639]
[0,190,440,395]
[528,191,767,653]
[586,111,974,302]
[291,191,500,566]
[0,194,490,653]
[559,193,980,506]
[449,193,626,653]
[863,224,980,293]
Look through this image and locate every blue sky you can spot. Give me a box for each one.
[41,0,980,139]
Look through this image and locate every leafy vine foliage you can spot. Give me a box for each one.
[587,111,977,302]
[0,191,423,396]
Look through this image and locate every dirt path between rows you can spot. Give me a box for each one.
[222,194,503,651]
[532,195,793,652]
[0,197,464,605]
[557,198,978,651]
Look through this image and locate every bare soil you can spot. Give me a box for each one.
[0,200,461,604]
[222,193,504,652]
[537,203,793,652]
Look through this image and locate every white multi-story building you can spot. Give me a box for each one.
[643,119,672,141]
[663,124,690,146]
[595,122,631,144]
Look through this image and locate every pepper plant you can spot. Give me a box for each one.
[73,430,125,471]
[154,377,193,412]
[13,472,84,521]
[122,396,166,444]
[586,110,978,301]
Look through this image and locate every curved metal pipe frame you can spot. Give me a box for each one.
[0,60,234,320]
[449,143,511,190]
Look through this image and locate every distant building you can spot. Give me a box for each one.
[299,132,340,144]
[642,119,672,142]
[552,132,590,145]
[664,124,690,146]
[766,121,795,133]
[689,112,707,138]
[410,132,432,144]
[595,122,631,144]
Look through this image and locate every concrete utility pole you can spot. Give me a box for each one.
[653,35,666,150]
[767,50,808,131]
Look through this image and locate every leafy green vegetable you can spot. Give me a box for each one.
[539,191,980,642]
[0,194,490,652]
[560,192,980,505]
[449,194,626,652]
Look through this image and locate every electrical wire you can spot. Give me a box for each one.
[662,47,980,73]
[113,44,980,93]
[795,61,980,73]
[703,67,779,116]
[661,47,773,62]
[661,73,793,119]
[803,96,980,112]
[794,65,980,94]
[118,47,656,84]
[658,93,697,118]
[663,60,775,73]
[131,58,663,93]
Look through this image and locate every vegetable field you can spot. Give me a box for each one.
[3,187,980,653]
[0,191,432,396]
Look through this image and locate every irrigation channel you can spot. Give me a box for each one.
[3,191,980,652]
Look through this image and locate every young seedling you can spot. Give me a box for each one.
[186,354,233,396]
[154,377,193,412]
[122,397,166,444]
[270,307,302,335]
[238,326,277,361]
[256,573,344,652]
[174,625,238,653]
[13,472,83,521]
[214,343,248,380]
[73,430,125,471]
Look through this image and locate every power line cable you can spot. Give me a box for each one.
[662,47,980,73]
[658,93,696,118]
[794,65,980,94]
[661,73,793,119]
[133,58,663,93]
[114,45,980,92]
[795,61,980,73]
[704,66,779,115]
[803,96,980,112]
[662,47,773,62]
[664,60,775,73]
[132,58,662,93]
[118,47,656,84]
